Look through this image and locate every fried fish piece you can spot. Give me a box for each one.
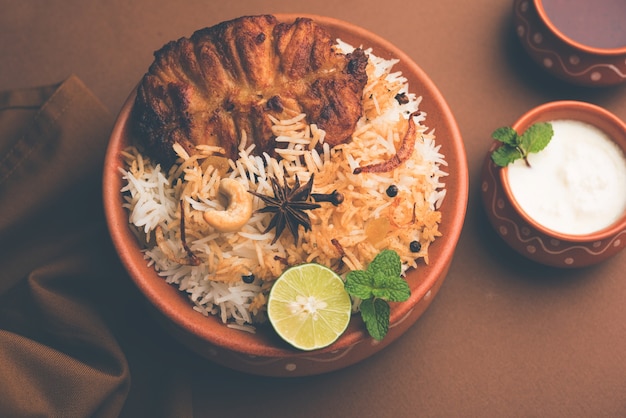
[132,14,368,167]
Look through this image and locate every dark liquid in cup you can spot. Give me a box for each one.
[540,0,626,49]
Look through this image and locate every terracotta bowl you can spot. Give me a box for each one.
[513,0,626,87]
[481,100,626,268]
[103,14,469,377]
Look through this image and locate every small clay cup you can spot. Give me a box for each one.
[481,100,626,268]
[513,0,626,87]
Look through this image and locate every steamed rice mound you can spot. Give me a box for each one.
[120,42,447,331]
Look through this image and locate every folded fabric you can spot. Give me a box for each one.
[0,75,130,418]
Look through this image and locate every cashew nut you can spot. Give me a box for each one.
[203,178,253,232]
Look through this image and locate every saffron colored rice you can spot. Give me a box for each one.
[119,41,448,332]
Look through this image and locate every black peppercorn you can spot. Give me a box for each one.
[386,185,398,197]
[409,240,422,253]
[242,274,255,284]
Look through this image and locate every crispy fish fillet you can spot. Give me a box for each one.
[132,14,368,167]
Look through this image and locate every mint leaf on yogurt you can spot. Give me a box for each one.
[491,122,553,167]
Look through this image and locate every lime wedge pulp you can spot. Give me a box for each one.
[267,263,352,351]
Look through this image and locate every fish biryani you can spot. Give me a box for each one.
[119,15,447,333]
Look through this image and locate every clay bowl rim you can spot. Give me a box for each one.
[534,0,626,56]
[499,100,626,243]
[102,13,469,359]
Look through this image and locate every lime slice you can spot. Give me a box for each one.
[267,263,352,351]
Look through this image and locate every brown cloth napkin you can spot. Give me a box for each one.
[0,75,200,418]
[0,73,315,417]
[0,75,131,417]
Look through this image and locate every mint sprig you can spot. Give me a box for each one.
[490,122,553,167]
[344,249,410,341]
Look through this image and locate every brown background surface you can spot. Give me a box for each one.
[1,0,625,417]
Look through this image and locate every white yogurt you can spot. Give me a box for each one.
[506,119,626,235]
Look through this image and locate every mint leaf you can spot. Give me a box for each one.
[368,249,402,279]
[360,298,390,341]
[379,275,411,302]
[491,145,522,167]
[372,271,387,285]
[491,126,518,146]
[369,272,411,302]
[345,270,375,300]
[522,122,553,153]
[490,122,553,167]
[344,249,410,341]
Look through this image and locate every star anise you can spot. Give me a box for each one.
[249,174,321,244]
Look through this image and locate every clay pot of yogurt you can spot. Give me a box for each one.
[513,0,626,86]
[481,101,626,268]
